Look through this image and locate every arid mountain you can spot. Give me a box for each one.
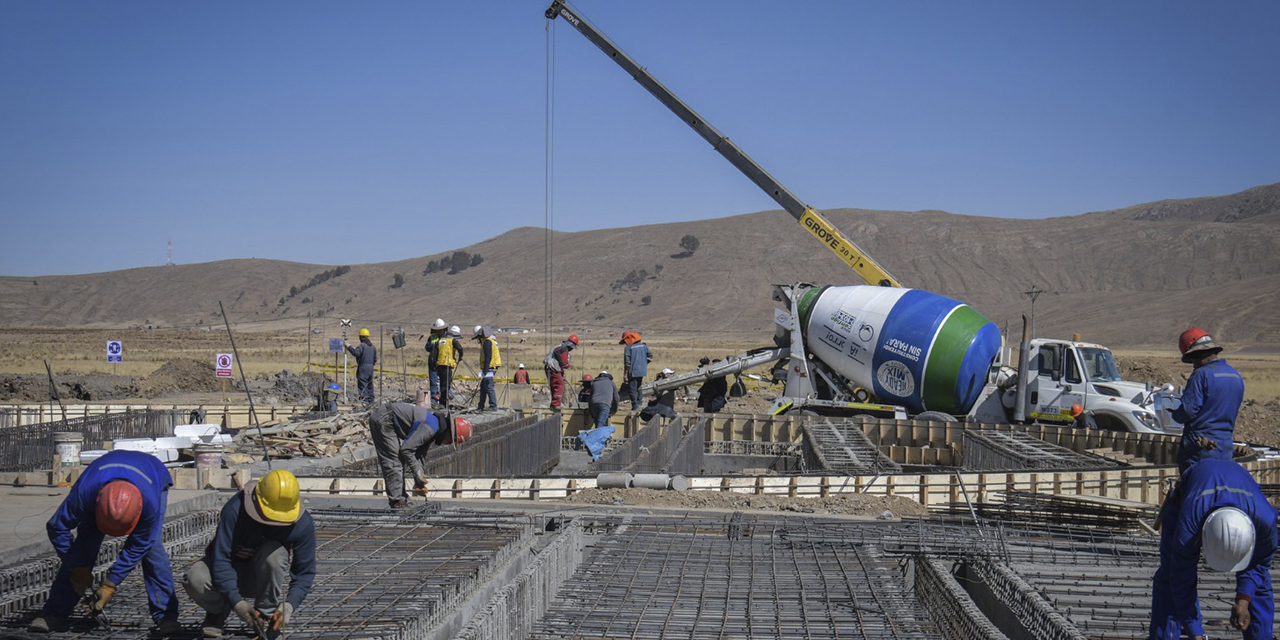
[2,183,1278,350]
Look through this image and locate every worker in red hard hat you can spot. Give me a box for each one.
[1070,403,1098,430]
[1173,328,1244,472]
[30,450,179,634]
[544,335,578,409]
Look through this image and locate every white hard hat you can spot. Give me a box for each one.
[1202,507,1255,572]
[661,368,675,376]
[518,363,525,369]
[599,370,609,377]
[449,325,461,337]
[431,318,447,330]
[473,325,484,337]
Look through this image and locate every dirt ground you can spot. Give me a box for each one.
[565,487,928,517]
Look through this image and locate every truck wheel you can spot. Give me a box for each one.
[914,411,956,423]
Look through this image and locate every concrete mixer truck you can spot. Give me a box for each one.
[546,3,1179,433]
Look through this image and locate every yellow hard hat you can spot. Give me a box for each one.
[254,469,301,525]
[358,328,371,338]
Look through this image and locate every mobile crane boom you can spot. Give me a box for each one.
[545,1,901,288]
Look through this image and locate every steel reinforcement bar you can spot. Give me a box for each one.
[663,416,705,475]
[595,416,684,474]
[961,430,1118,471]
[454,520,585,640]
[801,419,901,474]
[0,409,182,472]
[914,557,1010,640]
[420,413,561,477]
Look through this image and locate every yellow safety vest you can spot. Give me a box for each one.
[485,336,502,368]
[437,338,457,367]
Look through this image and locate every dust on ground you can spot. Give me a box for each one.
[565,487,927,518]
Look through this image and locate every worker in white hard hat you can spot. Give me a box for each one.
[512,364,530,385]
[344,328,377,404]
[435,326,464,409]
[1173,328,1244,472]
[473,325,501,411]
[1150,459,1276,640]
[426,319,448,403]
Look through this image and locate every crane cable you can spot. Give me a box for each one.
[544,15,556,358]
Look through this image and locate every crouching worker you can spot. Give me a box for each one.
[30,450,179,634]
[1150,459,1276,640]
[369,388,441,508]
[184,469,316,639]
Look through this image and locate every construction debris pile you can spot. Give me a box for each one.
[231,411,370,462]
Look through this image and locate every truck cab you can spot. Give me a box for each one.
[1013,338,1171,433]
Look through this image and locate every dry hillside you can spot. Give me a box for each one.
[1,183,1278,350]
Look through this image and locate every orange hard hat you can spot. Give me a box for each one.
[1070,404,1083,417]
[96,481,143,537]
[1178,328,1221,363]
[568,334,579,345]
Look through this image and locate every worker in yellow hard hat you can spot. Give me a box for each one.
[183,469,316,639]
[345,327,377,404]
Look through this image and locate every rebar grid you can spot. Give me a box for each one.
[595,415,685,474]
[913,558,1009,640]
[2,509,535,640]
[528,515,939,639]
[663,416,705,475]
[801,420,901,474]
[935,490,1159,533]
[961,430,1116,471]
[0,410,182,472]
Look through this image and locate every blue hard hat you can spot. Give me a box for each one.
[327,383,340,391]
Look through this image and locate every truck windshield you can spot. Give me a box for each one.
[1080,348,1122,382]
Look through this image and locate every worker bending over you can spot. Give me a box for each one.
[1150,459,1276,639]
[368,388,442,508]
[1173,328,1244,472]
[544,335,578,409]
[30,450,179,634]
[184,469,316,639]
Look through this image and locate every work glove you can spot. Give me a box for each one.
[269,603,293,632]
[91,581,116,612]
[1232,596,1252,631]
[69,566,94,596]
[1194,436,1218,451]
[233,599,257,625]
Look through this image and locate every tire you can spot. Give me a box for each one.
[914,411,957,423]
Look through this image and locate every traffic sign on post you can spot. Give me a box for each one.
[216,353,233,378]
[329,338,343,353]
[106,340,123,363]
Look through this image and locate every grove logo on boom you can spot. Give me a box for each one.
[877,360,915,398]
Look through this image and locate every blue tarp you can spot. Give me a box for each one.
[576,426,615,461]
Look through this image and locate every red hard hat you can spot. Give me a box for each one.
[1178,327,1221,363]
[568,334,579,345]
[96,481,143,537]
[452,417,473,444]
[1070,403,1083,417]
[582,374,593,381]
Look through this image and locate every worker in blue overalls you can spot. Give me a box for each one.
[1150,459,1277,640]
[30,449,179,635]
[1172,328,1244,472]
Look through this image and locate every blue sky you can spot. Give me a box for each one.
[2,1,1277,276]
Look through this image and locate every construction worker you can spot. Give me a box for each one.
[576,373,594,406]
[620,331,652,410]
[367,388,441,507]
[1070,403,1098,430]
[473,325,502,411]
[589,370,620,429]
[435,325,464,409]
[1149,459,1276,640]
[1173,328,1244,472]
[425,318,447,403]
[512,364,530,385]
[345,328,377,405]
[544,335,578,409]
[697,358,728,413]
[184,469,316,639]
[29,450,179,634]
[640,368,677,421]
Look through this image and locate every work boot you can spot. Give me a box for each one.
[202,609,230,638]
[388,496,410,509]
[155,617,182,637]
[28,614,66,633]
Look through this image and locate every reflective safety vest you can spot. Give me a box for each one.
[437,337,458,367]
[484,336,502,369]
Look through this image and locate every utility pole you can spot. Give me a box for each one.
[1023,285,1043,339]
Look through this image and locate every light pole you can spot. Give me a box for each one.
[1023,285,1043,338]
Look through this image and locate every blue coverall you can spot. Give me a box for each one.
[1172,359,1244,471]
[43,450,177,622]
[623,341,652,409]
[207,491,317,613]
[1150,459,1277,640]
[346,338,377,404]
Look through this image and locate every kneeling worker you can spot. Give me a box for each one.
[184,469,316,639]
[30,450,179,634]
[1150,458,1276,639]
[368,388,442,508]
